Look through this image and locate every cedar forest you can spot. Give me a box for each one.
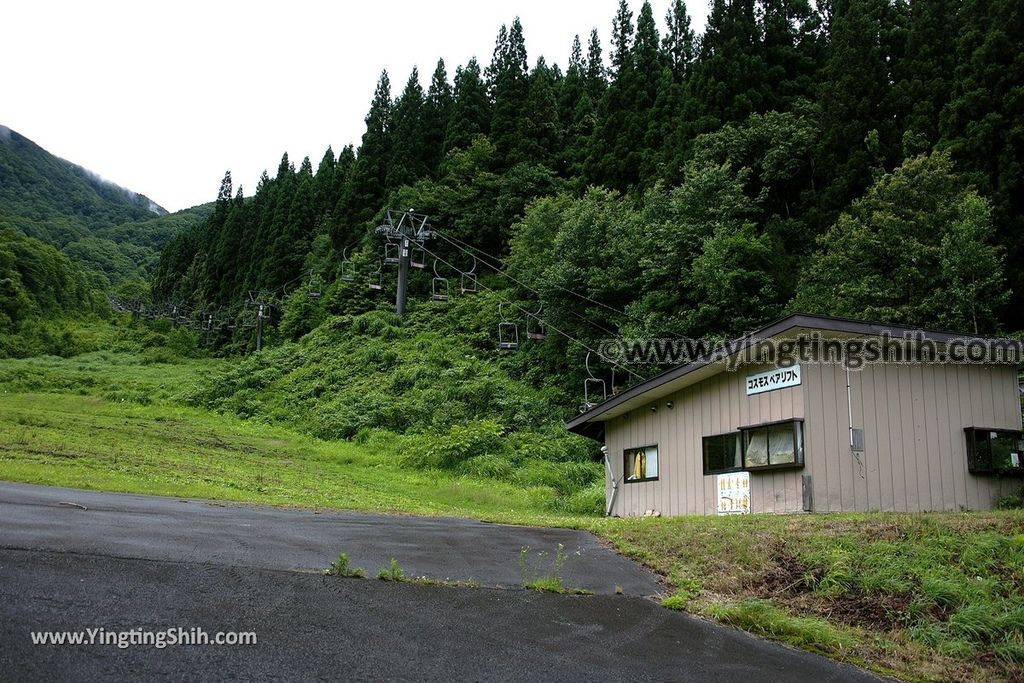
[151,0,1022,348]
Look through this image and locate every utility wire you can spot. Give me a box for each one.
[417,241,646,383]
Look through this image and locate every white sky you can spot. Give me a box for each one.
[3,1,709,213]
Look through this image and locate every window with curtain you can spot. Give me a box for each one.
[741,420,804,470]
[624,445,659,482]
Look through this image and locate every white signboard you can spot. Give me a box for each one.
[717,472,750,515]
[746,364,801,395]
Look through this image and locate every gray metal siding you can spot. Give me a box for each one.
[604,360,1022,516]
[800,362,1021,512]
[606,365,804,516]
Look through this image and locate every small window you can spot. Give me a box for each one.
[965,428,1024,475]
[703,432,742,475]
[624,445,658,483]
[741,420,804,470]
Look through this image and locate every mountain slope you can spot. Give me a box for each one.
[0,124,166,247]
[0,125,211,288]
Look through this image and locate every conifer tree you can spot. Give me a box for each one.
[520,57,561,168]
[609,1,634,78]
[487,18,531,169]
[444,58,490,154]
[338,71,393,229]
[387,67,428,188]
[423,59,453,176]
[314,146,336,218]
[812,0,906,229]
[584,29,607,101]
[662,0,697,80]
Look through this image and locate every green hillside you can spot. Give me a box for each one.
[0,126,211,301]
[0,125,165,245]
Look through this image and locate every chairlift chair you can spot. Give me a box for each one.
[367,259,384,292]
[582,352,608,408]
[432,277,449,302]
[431,260,449,301]
[498,322,519,350]
[460,255,478,294]
[340,248,355,281]
[308,276,322,299]
[526,306,546,341]
[497,302,519,350]
[583,378,607,409]
[410,245,427,269]
[384,241,400,265]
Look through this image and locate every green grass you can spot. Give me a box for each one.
[593,513,1024,682]
[376,558,405,581]
[2,349,1023,681]
[324,553,366,578]
[0,391,571,519]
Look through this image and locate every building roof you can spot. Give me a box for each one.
[566,312,1020,437]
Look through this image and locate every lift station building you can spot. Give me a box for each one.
[568,314,1024,517]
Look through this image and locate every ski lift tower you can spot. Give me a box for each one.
[374,209,435,317]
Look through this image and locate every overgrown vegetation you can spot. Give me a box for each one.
[595,513,1024,682]
[185,302,605,514]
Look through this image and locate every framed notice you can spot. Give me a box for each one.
[716,472,750,515]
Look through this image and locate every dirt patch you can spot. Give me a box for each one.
[753,549,912,632]
[790,591,912,632]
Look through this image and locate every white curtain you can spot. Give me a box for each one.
[746,429,768,466]
[769,424,795,464]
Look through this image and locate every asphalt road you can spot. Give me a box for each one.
[0,483,881,681]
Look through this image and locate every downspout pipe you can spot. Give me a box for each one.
[846,367,854,449]
[602,445,618,517]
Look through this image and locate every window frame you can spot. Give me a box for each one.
[964,427,1024,476]
[739,418,805,472]
[702,419,806,476]
[623,444,660,484]
[702,431,744,476]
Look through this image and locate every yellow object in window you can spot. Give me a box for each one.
[633,450,646,480]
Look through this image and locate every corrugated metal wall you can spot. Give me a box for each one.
[805,362,1023,512]
[604,361,1022,516]
[605,365,804,516]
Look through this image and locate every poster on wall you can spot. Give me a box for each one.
[716,471,750,515]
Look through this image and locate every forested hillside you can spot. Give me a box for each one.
[0,128,215,357]
[151,0,1021,405]
[0,125,166,244]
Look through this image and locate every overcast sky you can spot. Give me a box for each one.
[4,1,709,213]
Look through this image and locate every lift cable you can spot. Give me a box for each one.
[417,241,647,383]
[432,230,638,323]
[433,229,696,342]
[432,232,620,339]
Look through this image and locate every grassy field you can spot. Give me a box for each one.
[0,392,565,520]
[1,351,1022,682]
